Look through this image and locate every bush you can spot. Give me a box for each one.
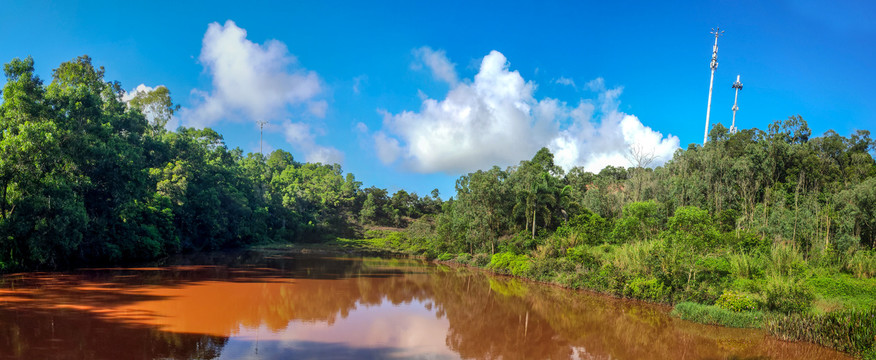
[763,275,814,314]
[715,290,757,312]
[623,277,669,302]
[767,241,807,277]
[847,250,876,279]
[696,256,732,285]
[671,302,765,328]
[767,308,876,357]
[566,210,611,246]
[489,252,531,276]
[565,245,601,270]
[437,252,454,261]
[728,252,761,279]
[611,201,664,243]
[455,252,472,265]
[471,253,491,267]
[730,231,770,254]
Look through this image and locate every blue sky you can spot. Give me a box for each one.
[2,0,874,198]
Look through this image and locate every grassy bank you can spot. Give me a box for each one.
[332,227,876,358]
[671,302,766,328]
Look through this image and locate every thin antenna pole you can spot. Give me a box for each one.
[731,74,743,134]
[257,120,268,156]
[704,27,724,145]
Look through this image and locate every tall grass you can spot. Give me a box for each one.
[767,241,806,277]
[847,250,876,279]
[607,239,661,275]
[766,308,876,358]
[671,302,765,328]
[728,252,759,279]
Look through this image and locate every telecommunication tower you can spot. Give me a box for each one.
[703,27,724,145]
[730,74,743,134]
[257,120,268,156]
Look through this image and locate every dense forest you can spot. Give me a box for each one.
[0,56,441,271]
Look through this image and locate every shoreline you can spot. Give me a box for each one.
[271,242,873,359]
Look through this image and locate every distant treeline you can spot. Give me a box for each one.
[419,116,876,257]
[0,56,440,270]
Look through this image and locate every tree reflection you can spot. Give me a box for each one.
[0,251,852,360]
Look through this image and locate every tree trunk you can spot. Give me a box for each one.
[0,180,7,220]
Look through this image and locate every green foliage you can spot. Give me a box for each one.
[715,290,757,312]
[0,56,443,270]
[671,302,765,328]
[489,252,531,276]
[556,210,610,247]
[806,274,876,311]
[728,252,762,279]
[611,201,664,243]
[766,241,807,277]
[623,277,669,302]
[846,250,876,279]
[437,252,454,261]
[763,275,814,314]
[664,206,718,250]
[767,308,876,358]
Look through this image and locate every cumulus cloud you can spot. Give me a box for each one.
[180,20,322,127]
[554,76,576,88]
[412,47,458,85]
[374,50,679,174]
[178,20,342,162]
[282,121,344,164]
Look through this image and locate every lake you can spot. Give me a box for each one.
[0,249,852,359]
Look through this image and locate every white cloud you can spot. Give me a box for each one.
[374,131,402,164]
[180,20,322,127]
[282,121,344,164]
[374,50,679,174]
[308,100,327,118]
[412,47,458,85]
[554,76,576,88]
[178,20,342,162]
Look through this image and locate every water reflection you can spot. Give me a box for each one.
[0,250,852,360]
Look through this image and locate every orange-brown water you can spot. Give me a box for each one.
[0,250,853,359]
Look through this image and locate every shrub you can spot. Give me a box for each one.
[728,252,761,279]
[846,250,876,279]
[715,290,757,312]
[565,245,601,270]
[696,256,732,285]
[489,252,531,276]
[437,252,454,261]
[766,308,876,357]
[623,277,669,302]
[671,302,764,328]
[566,210,611,246]
[455,252,472,265]
[731,231,770,254]
[471,253,491,267]
[763,275,814,314]
[767,241,807,277]
[609,239,662,276]
[611,201,664,243]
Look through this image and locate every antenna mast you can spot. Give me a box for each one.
[257,120,268,156]
[703,27,724,145]
[730,74,743,134]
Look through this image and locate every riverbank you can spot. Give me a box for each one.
[298,236,875,359]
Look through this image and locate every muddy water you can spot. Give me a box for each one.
[0,250,852,360]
